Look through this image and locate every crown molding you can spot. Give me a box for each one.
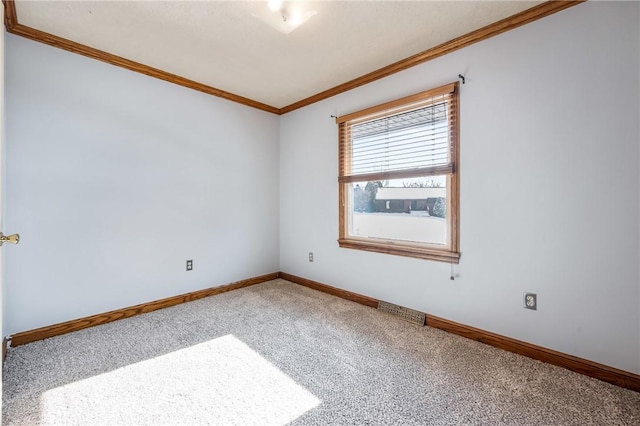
[278,0,585,114]
[1,0,280,114]
[2,0,585,113]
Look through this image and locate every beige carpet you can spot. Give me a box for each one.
[3,279,640,425]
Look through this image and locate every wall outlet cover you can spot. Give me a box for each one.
[524,292,537,310]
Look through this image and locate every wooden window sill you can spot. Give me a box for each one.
[338,238,460,263]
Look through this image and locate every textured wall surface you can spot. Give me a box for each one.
[4,34,280,335]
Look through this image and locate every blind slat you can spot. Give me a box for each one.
[349,102,449,177]
[350,127,451,150]
[351,138,450,157]
[336,82,456,124]
[338,164,454,184]
[338,83,457,183]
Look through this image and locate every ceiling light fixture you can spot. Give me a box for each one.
[253,0,317,35]
[268,0,283,12]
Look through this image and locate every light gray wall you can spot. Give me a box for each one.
[280,1,640,374]
[1,7,5,393]
[4,35,280,335]
[4,1,639,376]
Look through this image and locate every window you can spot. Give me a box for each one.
[337,82,460,263]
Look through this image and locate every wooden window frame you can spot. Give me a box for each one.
[337,82,460,263]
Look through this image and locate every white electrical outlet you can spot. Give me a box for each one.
[308,252,314,262]
[524,292,537,310]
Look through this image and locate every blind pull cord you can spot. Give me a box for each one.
[450,254,455,280]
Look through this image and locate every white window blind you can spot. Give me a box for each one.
[338,83,457,184]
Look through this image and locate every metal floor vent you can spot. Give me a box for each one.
[377,301,426,326]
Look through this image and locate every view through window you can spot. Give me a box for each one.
[337,83,460,263]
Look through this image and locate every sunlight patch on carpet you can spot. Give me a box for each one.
[40,335,321,425]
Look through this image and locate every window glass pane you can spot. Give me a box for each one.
[348,176,447,245]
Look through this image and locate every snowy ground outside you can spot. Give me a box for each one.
[351,212,446,245]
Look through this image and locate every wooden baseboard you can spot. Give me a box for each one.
[279,272,378,308]
[279,272,640,393]
[9,272,280,347]
[8,270,640,392]
[426,315,640,392]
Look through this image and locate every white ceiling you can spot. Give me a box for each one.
[14,1,542,109]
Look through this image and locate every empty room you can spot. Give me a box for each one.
[1,0,639,424]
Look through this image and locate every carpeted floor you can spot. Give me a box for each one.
[3,279,640,425]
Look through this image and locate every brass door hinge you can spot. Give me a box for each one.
[0,233,20,246]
